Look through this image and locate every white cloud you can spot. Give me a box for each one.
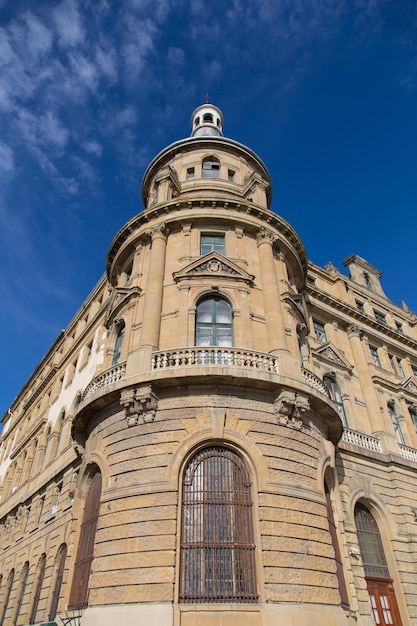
[53,0,85,48]
[82,141,103,157]
[0,141,15,176]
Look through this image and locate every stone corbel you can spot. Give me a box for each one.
[274,388,310,429]
[120,385,158,427]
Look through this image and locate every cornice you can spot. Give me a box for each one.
[307,284,417,351]
[107,197,308,282]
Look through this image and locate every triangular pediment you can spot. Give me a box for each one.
[402,376,417,397]
[105,285,141,328]
[313,343,353,371]
[173,252,255,284]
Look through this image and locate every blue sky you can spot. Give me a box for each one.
[1,0,417,417]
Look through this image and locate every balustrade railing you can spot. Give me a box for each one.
[301,368,330,397]
[82,362,126,401]
[341,429,382,452]
[399,444,417,463]
[151,347,279,373]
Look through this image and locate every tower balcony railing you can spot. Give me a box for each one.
[151,347,280,373]
[82,362,127,401]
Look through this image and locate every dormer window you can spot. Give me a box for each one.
[203,113,213,123]
[202,156,220,178]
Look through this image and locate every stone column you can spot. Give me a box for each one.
[256,228,289,355]
[347,325,382,434]
[140,224,168,349]
[126,225,168,376]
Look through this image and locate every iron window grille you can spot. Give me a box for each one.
[180,446,258,603]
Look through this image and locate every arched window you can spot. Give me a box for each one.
[324,481,349,609]
[69,472,102,609]
[112,321,125,365]
[29,554,46,624]
[388,401,405,444]
[53,413,65,458]
[0,568,14,625]
[203,113,213,123]
[49,544,68,621]
[14,561,29,625]
[354,503,402,625]
[202,156,220,178]
[196,297,233,347]
[323,376,348,428]
[180,446,257,603]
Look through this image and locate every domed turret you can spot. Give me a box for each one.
[191,103,224,137]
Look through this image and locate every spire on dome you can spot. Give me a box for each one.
[190,103,224,137]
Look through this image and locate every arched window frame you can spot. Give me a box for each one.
[202,156,220,178]
[29,554,46,625]
[13,561,29,625]
[69,470,102,609]
[112,319,125,365]
[324,478,349,609]
[387,400,405,445]
[0,568,15,625]
[180,445,258,604]
[323,375,348,428]
[195,295,233,348]
[49,544,68,621]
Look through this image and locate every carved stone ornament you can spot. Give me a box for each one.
[173,251,254,285]
[105,285,141,328]
[274,389,310,429]
[403,378,417,396]
[256,226,277,247]
[120,385,158,427]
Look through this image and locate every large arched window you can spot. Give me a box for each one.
[202,156,220,178]
[196,297,233,347]
[13,561,29,625]
[49,544,68,621]
[323,376,348,428]
[69,472,102,609]
[354,503,402,625]
[324,481,349,609]
[180,446,257,603]
[112,321,125,365]
[0,568,14,625]
[29,554,46,624]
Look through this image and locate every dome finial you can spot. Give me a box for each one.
[190,102,224,138]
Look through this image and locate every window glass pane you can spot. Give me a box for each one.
[196,300,212,323]
[215,328,233,347]
[196,327,213,346]
[215,300,232,323]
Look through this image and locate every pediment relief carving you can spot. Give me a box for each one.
[105,285,141,328]
[312,343,353,372]
[402,376,417,397]
[173,252,255,285]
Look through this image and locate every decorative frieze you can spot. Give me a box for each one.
[274,388,310,429]
[120,385,158,427]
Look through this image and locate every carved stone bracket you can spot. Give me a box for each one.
[274,388,310,429]
[256,226,277,247]
[120,385,159,427]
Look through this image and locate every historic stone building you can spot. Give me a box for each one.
[1,104,417,626]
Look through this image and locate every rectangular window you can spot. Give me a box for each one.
[395,321,403,333]
[228,169,235,182]
[313,321,327,343]
[355,300,365,312]
[374,310,386,324]
[200,233,225,256]
[307,275,316,286]
[187,167,195,179]
[413,367,417,379]
[389,354,397,374]
[370,346,381,368]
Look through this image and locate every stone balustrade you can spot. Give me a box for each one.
[341,428,383,452]
[301,368,330,397]
[151,347,279,373]
[399,444,417,463]
[82,363,127,400]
